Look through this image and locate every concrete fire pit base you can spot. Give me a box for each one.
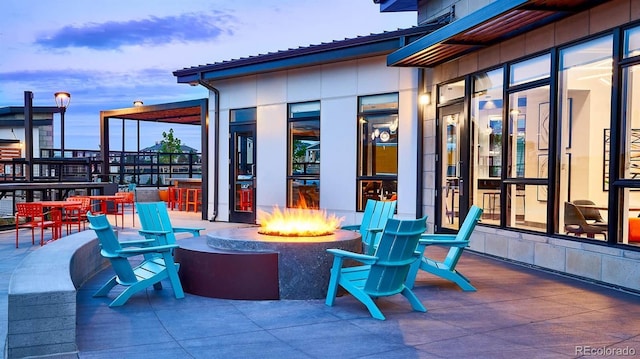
[174,227,361,300]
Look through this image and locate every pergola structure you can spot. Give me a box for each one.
[99,98,209,220]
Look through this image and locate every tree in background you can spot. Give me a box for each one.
[159,128,182,164]
[292,139,307,173]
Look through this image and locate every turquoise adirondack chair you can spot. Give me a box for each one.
[136,201,204,245]
[326,216,428,320]
[341,199,397,255]
[87,212,185,307]
[405,205,483,291]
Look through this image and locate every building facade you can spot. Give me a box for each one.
[176,0,640,293]
[174,27,438,225]
[385,0,640,292]
[0,106,56,163]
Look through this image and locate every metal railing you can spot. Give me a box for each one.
[0,148,202,219]
[1,148,202,187]
[105,150,202,187]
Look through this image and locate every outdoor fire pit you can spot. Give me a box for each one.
[174,207,361,300]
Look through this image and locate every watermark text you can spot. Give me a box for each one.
[575,345,636,356]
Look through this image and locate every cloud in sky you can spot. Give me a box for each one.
[0,0,415,151]
[34,11,236,50]
[0,67,191,104]
[0,67,206,150]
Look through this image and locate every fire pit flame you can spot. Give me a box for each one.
[258,206,344,237]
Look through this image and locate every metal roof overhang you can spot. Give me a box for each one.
[0,106,59,126]
[377,0,417,13]
[100,99,207,125]
[173,26,437,84]
[387,0,610,68]
[0,106,61,115]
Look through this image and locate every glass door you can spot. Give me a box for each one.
[439,102,468,230]
[229,123,256,223]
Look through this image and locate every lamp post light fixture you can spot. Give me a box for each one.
[54,91,71,157]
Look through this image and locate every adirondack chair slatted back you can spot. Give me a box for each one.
[136,202,177,244]
[443,206,483,268]
[359,199,397,254]
[364,216,427,296]
[87,212,139,284]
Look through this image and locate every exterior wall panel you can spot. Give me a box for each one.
[256,103,287,212]
[357,57,402,94]
[321,61,358,99]
[287,67,322,102]
[397,88,419,219]
[257,73,286,106]
[590,0,631,33]
[320,96,358,219]
[525,23,555,55]
[211,55,418,222]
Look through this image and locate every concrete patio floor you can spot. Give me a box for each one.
[3,208,640,358]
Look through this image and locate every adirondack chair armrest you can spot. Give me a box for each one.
[340,224,361,231]
[116,244,179,257]
[418,238,469,248]
[326,248,377,264]
[172,227,205,236]
[419,234,457,241]
[138,229,171,236]
[138,229,173,245]
[366,227,384,233]
[119,238,157,247]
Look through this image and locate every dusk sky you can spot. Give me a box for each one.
[0,0,415,152]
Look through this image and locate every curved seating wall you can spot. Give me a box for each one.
[6,231,107,359]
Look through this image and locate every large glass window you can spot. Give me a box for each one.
[469,55,551,231]
[439,79,465,104]
[357,93,398,211]
[556,36,613,241]
[230,107,256,123]
[509,54,551,86]
[472,69,504,224]
[506,85,550,230]
[620,25,640,246]
[287,102,320,209]
[446,23,640,246]
[624,26,640,59]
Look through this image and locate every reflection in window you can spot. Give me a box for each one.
[510,54,551,86]
[504,87,550,230]
[438,79,465,104]
[472,69,504,224]
[445,114,459,177]
[357,93,399,211]
[230,107,256,123]
[468,54,562,230]
[556,35,613,241]
[624,26,640,58]
[287,101,320,209]
[471,69,503,179]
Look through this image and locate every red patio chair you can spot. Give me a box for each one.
[67,196,92,230]
[15,203,58,247]
[115,191,135,227]
[62,201,84,235]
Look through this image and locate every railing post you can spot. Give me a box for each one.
[119,151,125,185]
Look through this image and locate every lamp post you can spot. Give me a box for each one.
[54,92,71,157]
